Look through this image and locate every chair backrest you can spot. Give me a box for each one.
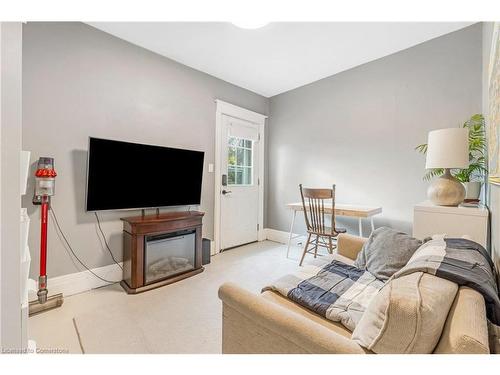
[299,184,336,235]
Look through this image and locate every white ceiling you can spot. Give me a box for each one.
[88,22,475,97]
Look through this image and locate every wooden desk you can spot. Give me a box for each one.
[286,202,382,257]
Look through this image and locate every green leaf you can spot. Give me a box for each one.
[415,143,428,154]
[416,114,487,182]
[423,168,444,181]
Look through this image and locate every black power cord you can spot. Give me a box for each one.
[49,207,120,284]
[94,212,123,270]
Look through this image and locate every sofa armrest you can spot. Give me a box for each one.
[337,233,367,261]
[218,282,366,354]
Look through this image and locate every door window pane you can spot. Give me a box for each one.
[227,136,253,186]
[244,149,253,166]
[228,166,236,185]
[235,167,243,185]
[236,148,252,167]
[228,148,236,166]
[242,167,252,185]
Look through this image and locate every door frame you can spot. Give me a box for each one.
[214,99,267,254]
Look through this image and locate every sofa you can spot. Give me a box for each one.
[218,233,490,354]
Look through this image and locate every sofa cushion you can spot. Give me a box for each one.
[220,283,367,354]
[324,252,356,266]
[354,227,421,281]
[262,252,357,330]
[337,233,368,261]
[351,272,458,353]
[261,290,352,338]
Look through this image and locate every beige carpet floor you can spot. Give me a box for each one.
[29,240,319,354]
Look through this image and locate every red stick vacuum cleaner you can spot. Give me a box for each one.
[29,157,64,316]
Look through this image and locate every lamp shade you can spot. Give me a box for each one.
[425,128,469,169]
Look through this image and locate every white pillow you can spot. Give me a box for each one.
[352,272,458,353]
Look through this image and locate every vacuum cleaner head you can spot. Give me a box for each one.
[28,293,64,317]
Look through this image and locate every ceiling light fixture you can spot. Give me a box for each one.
[231,21,269,29]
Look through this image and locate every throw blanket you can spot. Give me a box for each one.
[264,238,499,333]
[393,237,500,325]
[263,258,384,331]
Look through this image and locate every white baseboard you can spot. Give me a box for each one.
[32,230,301,300]
[29,262,123,301]
[263,228,305,245]
[257,229,267,241]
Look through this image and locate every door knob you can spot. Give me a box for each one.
[221,190,232,195]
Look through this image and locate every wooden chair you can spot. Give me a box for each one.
[298,184,346,266]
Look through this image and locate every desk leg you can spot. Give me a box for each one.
[358,217,363,237]
[370,217,375,233]
[286,210,297,258]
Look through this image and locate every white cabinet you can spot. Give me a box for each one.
[413,201,489,248]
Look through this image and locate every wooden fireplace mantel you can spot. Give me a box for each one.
[120,210,205,294]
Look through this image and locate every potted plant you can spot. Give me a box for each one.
[415,114,488,201]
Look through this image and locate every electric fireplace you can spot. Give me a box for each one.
[144,229,196,284]
[121,211,204,294]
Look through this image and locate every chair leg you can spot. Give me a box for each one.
[314,235,319,258]
[299,233,312,266]
[328,236,333,254]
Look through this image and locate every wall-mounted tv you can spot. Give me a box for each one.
[86,137,204,211]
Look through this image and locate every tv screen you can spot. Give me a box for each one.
[86,137,204,211]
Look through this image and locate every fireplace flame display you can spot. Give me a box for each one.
[144,231,196,284]
[148,256,194,280]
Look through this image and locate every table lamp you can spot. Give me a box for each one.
[425,128,469,206]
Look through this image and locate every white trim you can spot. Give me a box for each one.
[34,229,303,300]
[215,99,268,123]
[32,228,298,300]
[264,228,305,245]
[28,262,123,301]
[214,100,267,254]
[210,240,216,256]
[258,229,267,242]
[0,22,24,349]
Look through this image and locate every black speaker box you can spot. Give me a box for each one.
[202,238,211,265]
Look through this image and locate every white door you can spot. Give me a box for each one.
[219,115,260,250]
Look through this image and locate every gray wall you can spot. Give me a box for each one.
[267,24,483,235]
[482,22,500,275]
[22,22,487,281]
[22,22,269,278]
[1,22,24,350]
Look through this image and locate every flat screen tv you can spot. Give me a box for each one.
[86,137,204,211]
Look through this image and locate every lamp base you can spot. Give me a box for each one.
[427,169,465,206]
